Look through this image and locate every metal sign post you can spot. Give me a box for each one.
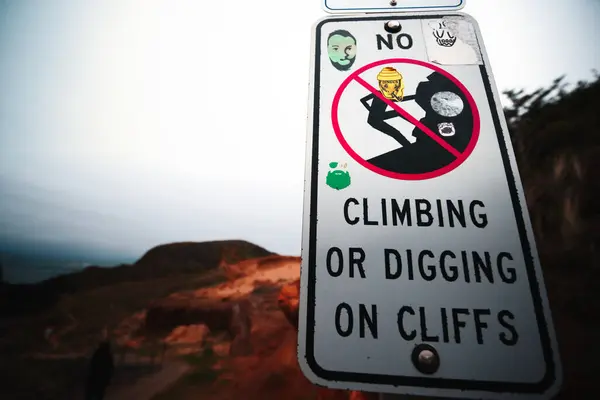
[298,6,562,400]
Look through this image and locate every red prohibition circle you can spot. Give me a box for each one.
[331,58,481,180]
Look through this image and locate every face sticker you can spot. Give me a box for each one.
[422,18,483,66]
[327,30,357,71]
[430,20,457,47]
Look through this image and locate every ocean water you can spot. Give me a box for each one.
[2,262,86,284]
[0,253,132,284]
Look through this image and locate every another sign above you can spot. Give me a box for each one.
[323,0,466,14]
[298,12,562,399]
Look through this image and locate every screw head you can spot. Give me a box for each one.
[384,20,402,34]
[411,344,440,375]
[419,349,435,364]
[390,0,398,6]
[387,20,400,29]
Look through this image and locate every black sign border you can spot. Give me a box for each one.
[304,14,557,394]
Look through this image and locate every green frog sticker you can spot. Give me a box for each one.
[326,162,351,190]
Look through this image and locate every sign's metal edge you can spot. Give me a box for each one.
[298,11,321,386]
[297,11,563,400]
[322,0,466,14]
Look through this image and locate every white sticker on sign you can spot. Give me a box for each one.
[423,17,483,65]
[298,12,562,400]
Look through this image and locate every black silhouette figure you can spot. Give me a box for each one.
[85,340,115,400]
[360,92,416,147]
[367,71,474,175]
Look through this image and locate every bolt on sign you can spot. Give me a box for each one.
[298,12,562,399]
[322,0,466,14]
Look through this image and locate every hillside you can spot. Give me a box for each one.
[506,73,600,271]
[50,240,274,292]
[505,73,600,398]
[0,240,274,316]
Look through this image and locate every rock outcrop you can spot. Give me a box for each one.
[145,297,252,340]
[229,302,253,356]
[221,255,301,280]
[278,279,300,329]
[164,324,210,345]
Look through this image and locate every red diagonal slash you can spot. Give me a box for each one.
[354,75,461,158]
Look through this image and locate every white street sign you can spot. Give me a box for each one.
[298,12,562,399]
[323,0,466,14]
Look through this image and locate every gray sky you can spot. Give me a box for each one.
[0,0,598,259]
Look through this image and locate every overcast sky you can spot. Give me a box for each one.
[0,0,598,259]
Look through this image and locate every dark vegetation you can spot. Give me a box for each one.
[0,240,273,316]
[505,73,600,275]
[504,72,600,398]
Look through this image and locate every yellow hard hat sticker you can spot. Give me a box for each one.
[377,66,405,102]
